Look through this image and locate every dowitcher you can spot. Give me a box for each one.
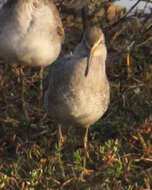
[44,26,110,174]
[0,0,64,119]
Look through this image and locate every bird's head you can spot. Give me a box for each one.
[83,27,105,76]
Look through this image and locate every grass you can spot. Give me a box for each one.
[0,1,152,189]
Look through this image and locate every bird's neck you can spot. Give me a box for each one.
[74,41,107,59]
[74,42,107,74]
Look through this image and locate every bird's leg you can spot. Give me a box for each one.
[58,124,67,144]
[57,124,66,178]
[19,66,29,120]
[39,66,44,104]
[83,127,89,170]
[58,124,71,145]
[82,126,94,176]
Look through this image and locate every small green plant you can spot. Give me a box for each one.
[99,139,120,156]
[28,169,39,186]
[54,143,65,178]
[107,159,123,179]
[73,150,83,172]
[0,174,8,189]
[122,185,133,190]
[54,143,63,159]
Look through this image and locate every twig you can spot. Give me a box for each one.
[0,117,19,127]
[137,167,152,177]
[137,131,148,153]
[134,157,152,162]
[136,36,152,47]
[61,178,73,187]
[50,177,61,185]
[105,0,142,29]
[127,41,135,52]
[144,25,152,33]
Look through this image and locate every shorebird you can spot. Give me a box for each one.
[0,0,64,119]
[44,26,110,174]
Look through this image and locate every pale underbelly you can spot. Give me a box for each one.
[0,33,61,67]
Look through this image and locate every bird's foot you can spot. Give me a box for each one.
[58,125,68,144]
[59,135,67,144]
[78,168,94,182]
[83,168,94,175]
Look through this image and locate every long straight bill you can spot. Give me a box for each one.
[85,42,100,77]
